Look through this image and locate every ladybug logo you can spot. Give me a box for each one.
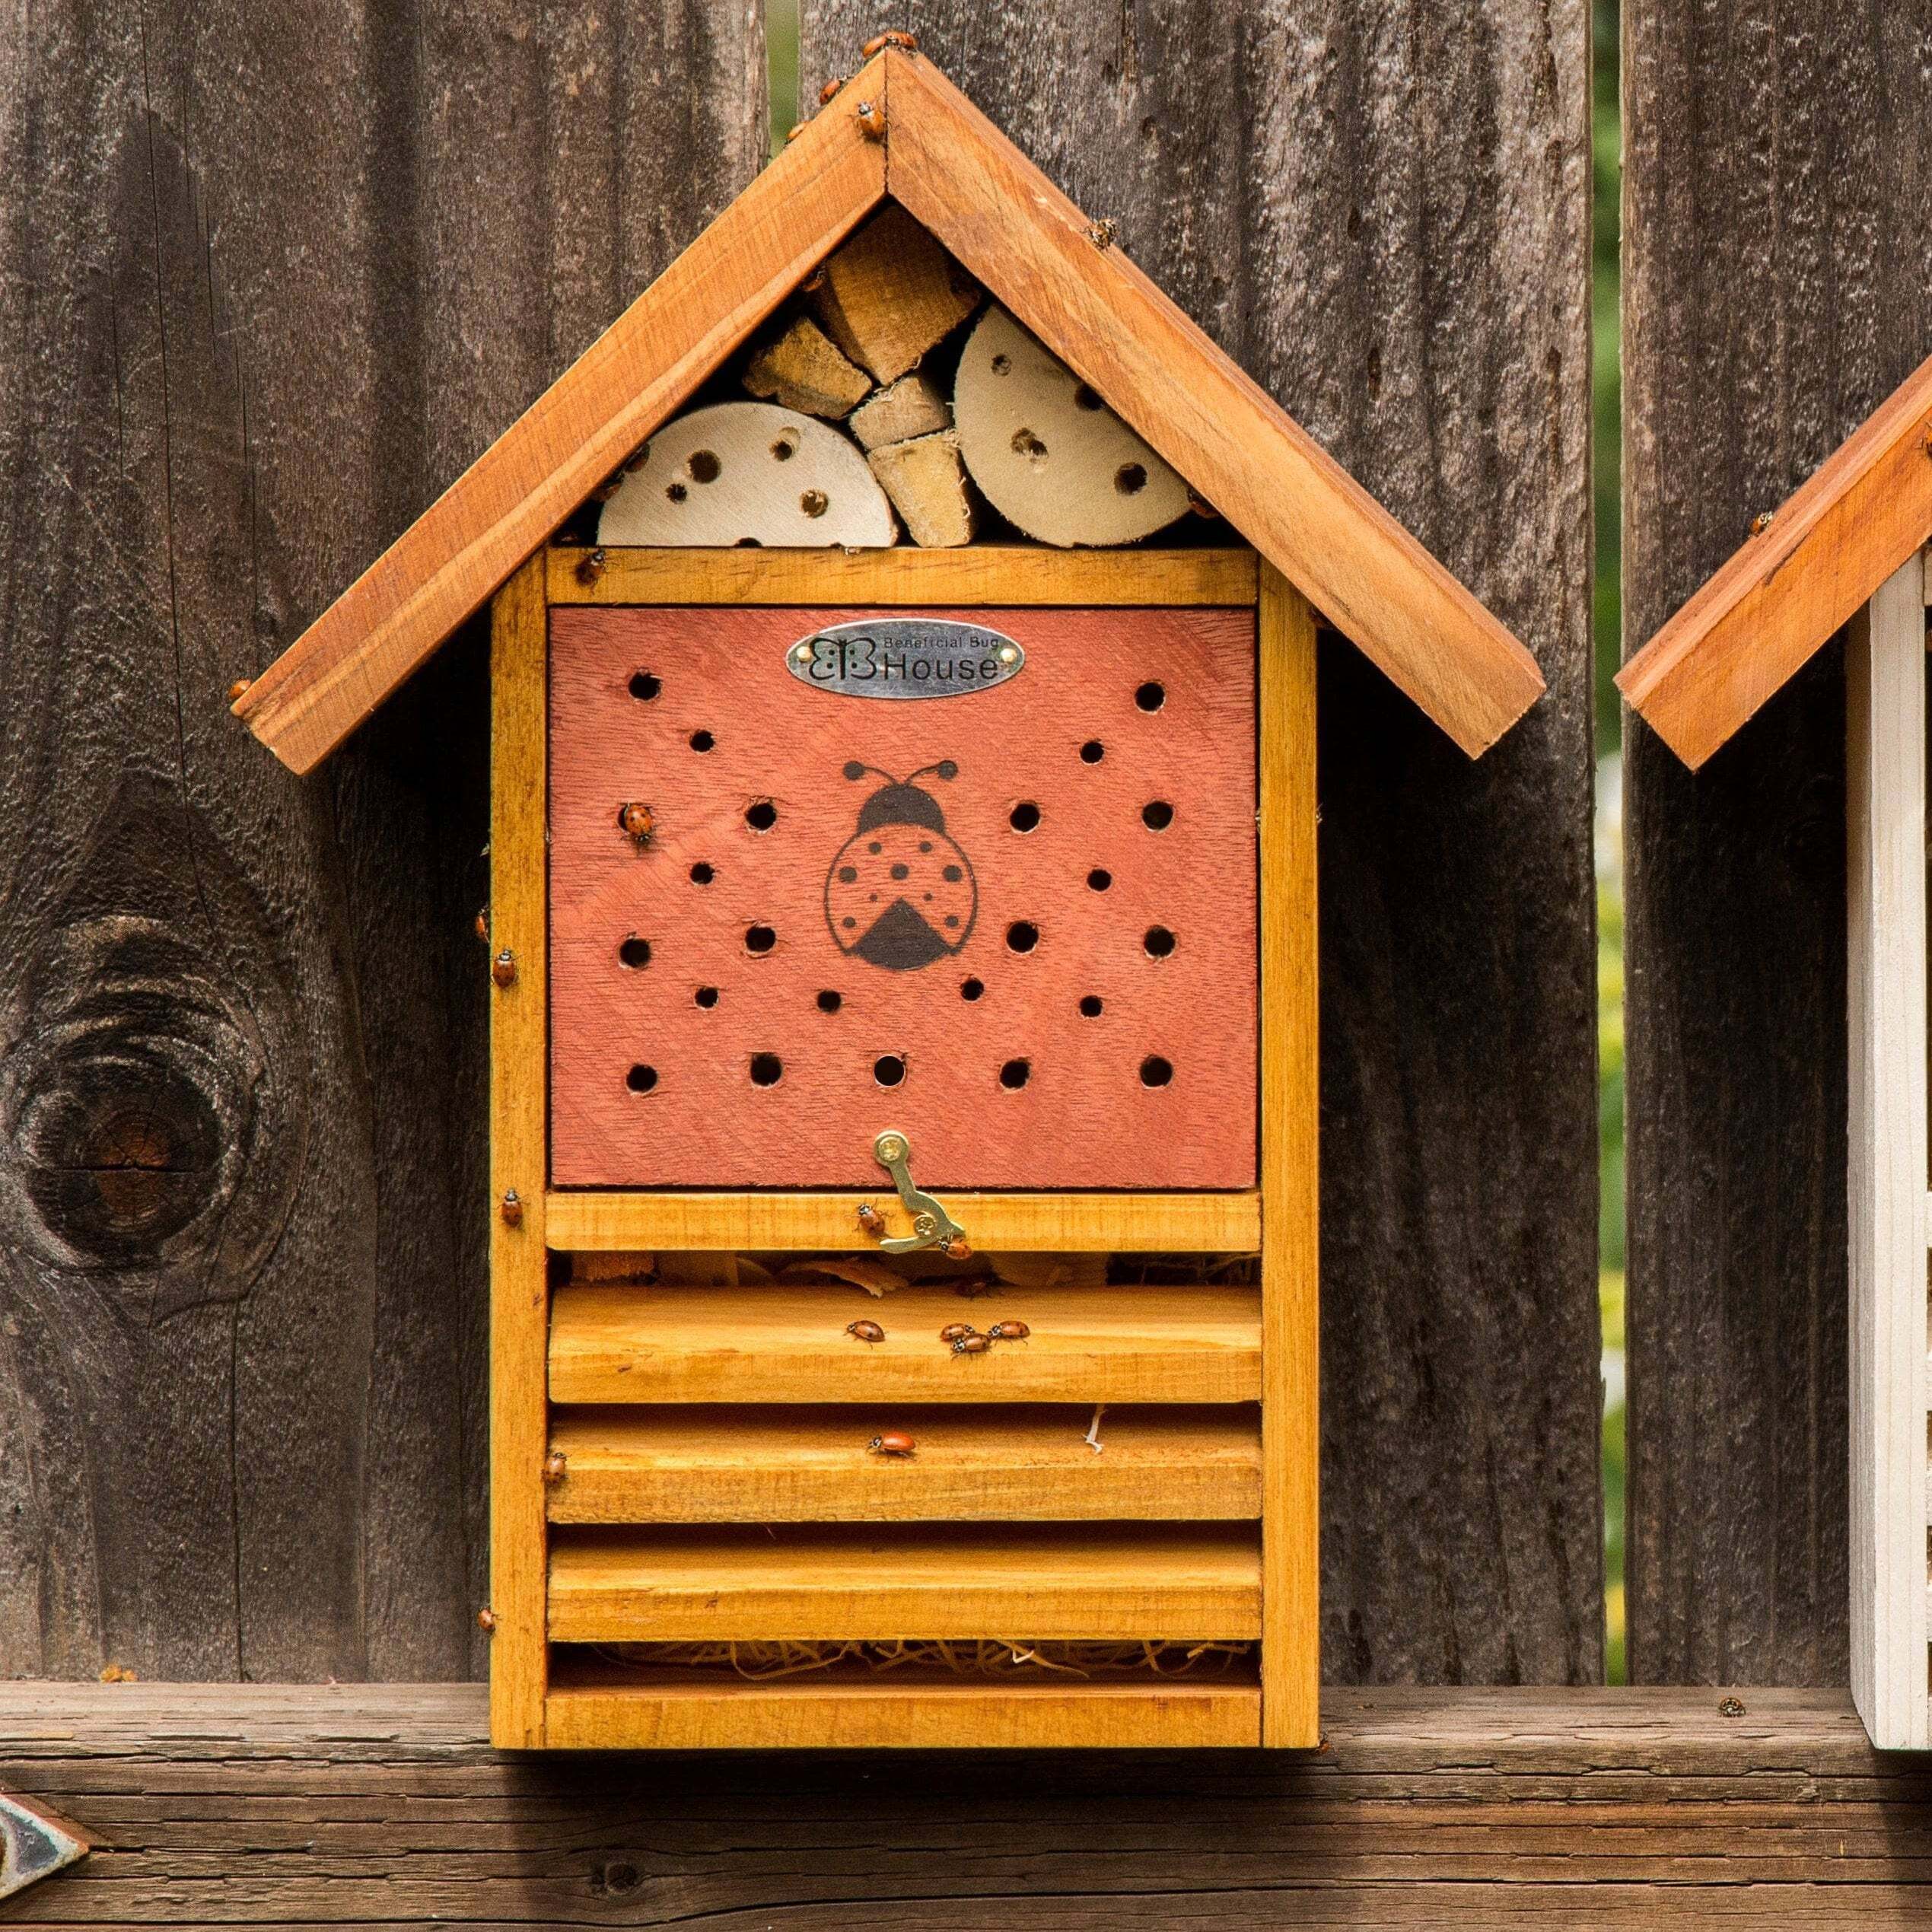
[825,760,977,971]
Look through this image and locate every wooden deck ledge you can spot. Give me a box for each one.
[2,1685,1928,1922]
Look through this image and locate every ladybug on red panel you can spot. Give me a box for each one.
[825,760,978,970]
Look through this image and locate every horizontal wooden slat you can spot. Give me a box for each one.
[543,1667,1260,1749]
[546,1523,1262,1641]
[549,1281,1262,1405]
[547,1404,1262,1522]
[546,543,1259,606]
[544,1189,1261,1253]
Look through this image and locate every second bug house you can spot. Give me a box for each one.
[230,45,1546,1752]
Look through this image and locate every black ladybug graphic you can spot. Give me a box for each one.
[825,760,978,970]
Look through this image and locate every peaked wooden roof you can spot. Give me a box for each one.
[1620,353,1932,769]
[238,47,1545,775]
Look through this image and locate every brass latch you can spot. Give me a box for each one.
[867,1130,970,1259]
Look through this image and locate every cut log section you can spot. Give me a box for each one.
[598,403,897,548]
[743,316,872,420]
[809,203,981,382]
[867,430,976,547]
[849,372,951,450]
[953,307,1189,547]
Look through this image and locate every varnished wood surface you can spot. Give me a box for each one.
[546,1189,1260,1252]
[549,1281,1262,1405]
[2,1684,1929,1923]
[1619,0,1932,1685]
[1622,354,1932,766]
[1257,568,1320,1746]
[488,559,551,1746]
[549,544,1259,606]
[547,1405,1262,1523]
[547,1523,1264,1641]
[800,4,1599,1688]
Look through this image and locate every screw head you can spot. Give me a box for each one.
[998,645,1018,664]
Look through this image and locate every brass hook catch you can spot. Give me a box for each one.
[869,1131,969,1257]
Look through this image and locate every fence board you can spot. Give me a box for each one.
[0,1,765,1679]
[1622,1,1932,1682]
[801,2,1599,1680]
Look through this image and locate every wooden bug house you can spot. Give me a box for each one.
[235,44,1544,1751]
[1622,355,1932,1752]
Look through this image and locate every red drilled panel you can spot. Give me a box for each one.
[549,603,1258,1189]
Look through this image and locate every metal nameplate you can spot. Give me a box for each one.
[786,618,1023,699]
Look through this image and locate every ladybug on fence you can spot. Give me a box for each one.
[824,760,977,970]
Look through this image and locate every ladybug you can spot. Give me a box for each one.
[867,1429,917,1457]
[824,760,976,970]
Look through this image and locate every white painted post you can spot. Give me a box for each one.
[1848,547,1930,1751]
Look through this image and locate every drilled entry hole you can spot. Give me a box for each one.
[1073,383,1103,411]
[990,352,1011,375]
[1079,740,1105,764]
[745,800,778,832]
[1087,868,1112,892]
[665,482,688,503]
[689,729,715,752]
[800,489,829,517]
[1140,1055,1174,1087]
[619,935,651,969]
[1011,428,1048,460]
[1009,801,1041,832]
[1007,921,1039,953]
[771,434,797,461]
[999,1058,1031,1090]
[749,1053,783,1086]
[1142,800,1174,831]
[1135,680,1166,711]
[960,976,985,1001]
[626,1064,659,1093]
[689,450,721,483]
[745,924,777,954]
[874,1054,906,1087]
[1079,995,1103,1018]
[689,861,714,885]
[629,671,661,701]
[1115,462,1147,496]
[817,989,843,1014]
[1144,925,1176,958]
[695,985,720,1007]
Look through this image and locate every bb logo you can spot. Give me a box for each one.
[825,760,977,971]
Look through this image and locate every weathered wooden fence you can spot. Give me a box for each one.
[0,0,1602,1699]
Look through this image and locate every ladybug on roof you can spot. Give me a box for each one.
[824,759,977,970]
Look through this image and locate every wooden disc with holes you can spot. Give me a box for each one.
[951,309,1189,547]
[598,403,898,548]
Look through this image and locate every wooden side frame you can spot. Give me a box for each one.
[1846,548,1930,1752]
[489,555,552,1749]
[1259,565,1320,1748]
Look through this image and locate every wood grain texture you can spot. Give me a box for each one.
[546,1670,1260,1750]
[546,1187,1261,1252]
[803,2,1599,1684]
[547,1523,1263,1641]
[487,558,549,1746]
[235,54,881,773]
[5,1684,1932,1922]
[1259,567,1319,1746]
[1844,555,1929,1749]
[548,544,1259,606]
[547,1405,1262,1523]
[0,0,765,1683]
[877,53,1543,760]
[1622,355,1932,766]
[548,1281,1262,1406]
[547,603,1257,1189]
[1622,0,1932,1685]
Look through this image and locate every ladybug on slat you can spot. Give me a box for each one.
[824,760,977,971]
